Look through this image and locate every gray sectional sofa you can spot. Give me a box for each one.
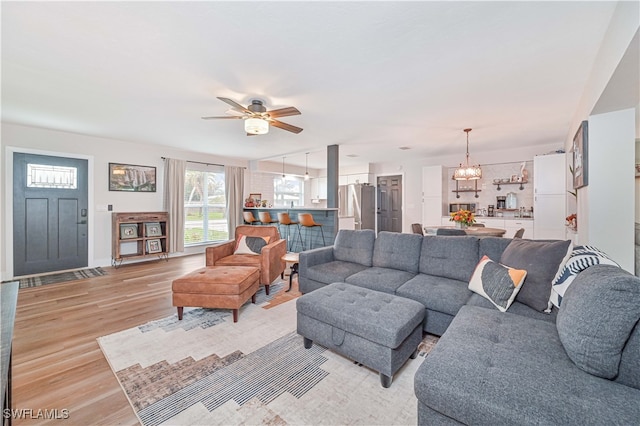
[298,229,640,424]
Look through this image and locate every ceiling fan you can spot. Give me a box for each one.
[202,97,303,135]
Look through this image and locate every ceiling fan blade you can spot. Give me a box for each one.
[267,106,301,118]
[201,116,243,120]
[216,97,251,114]
[270,119,303,134]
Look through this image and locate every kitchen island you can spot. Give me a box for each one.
[243,207,338,252]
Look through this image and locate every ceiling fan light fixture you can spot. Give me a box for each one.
[454,128,482,180]
[245,117,269,135]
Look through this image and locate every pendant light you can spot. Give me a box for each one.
[453,128,482,180]
[281,157,286,181]
[304,152,310,180]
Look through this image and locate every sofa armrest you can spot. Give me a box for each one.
[299,246,335,275]
[261,238,287,284]
[205,240,235,266]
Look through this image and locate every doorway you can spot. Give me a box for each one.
[13,153,89,276]
[376,175,402,233]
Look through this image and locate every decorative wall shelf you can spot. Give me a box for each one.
[453,180,480,198]
[493,180,528,191]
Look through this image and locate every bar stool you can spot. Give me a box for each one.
[277,212,300,252]
[258,211,279,228]
[243,211,260,225]
[298,213,326,250]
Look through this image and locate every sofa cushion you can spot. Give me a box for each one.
[499,239,572,312]
[372,231,422,273]
[304,260,369,285]
[234,234,270,255]
[345,267,416,294]
[397,273,471,317]
[556,264,640,379]
[465,294,558,322]
[419,236,479,282]
[415,305,640,425]
[333,229,376,267]
[468,255,527,312]
[478,237,512,262]
[550,245,619,308]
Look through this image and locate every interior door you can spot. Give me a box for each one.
[13,153,89,276]
[377,175,402,233]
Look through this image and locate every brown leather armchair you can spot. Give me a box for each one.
[205,225,286,295]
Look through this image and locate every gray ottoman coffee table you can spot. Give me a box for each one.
[296,282,425,387]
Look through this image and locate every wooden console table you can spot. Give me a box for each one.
[111,212,169,268]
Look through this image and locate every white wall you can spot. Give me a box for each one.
[2,123,247,279]
[583,108,636,272]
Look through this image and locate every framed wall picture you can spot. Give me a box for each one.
[146,239,162,254]
[109,163,157,192]
[145,222,162,237]
[120,224,138,239]
[572,120,588,189]
[249,193,261,203]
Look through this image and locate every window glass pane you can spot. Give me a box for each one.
[27,163,77,189]
[184,168,228,245]
[274,176,304,207]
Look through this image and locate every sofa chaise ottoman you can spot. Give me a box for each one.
[296,282,425,387]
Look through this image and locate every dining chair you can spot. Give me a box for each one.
[513,228,525,238]
[411,223,424,235]
[471,223,485,227]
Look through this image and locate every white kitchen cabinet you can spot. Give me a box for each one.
[310,177,327,199]
[533,153,566,195]
[504,220,534,239]
[422,166,447,226]
[533,153,567,240]
[474,218,505,229]
[534,194,567,239]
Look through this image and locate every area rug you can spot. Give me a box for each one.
[18,267,107,289]
[98,283,438,426]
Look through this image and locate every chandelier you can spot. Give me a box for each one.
[453,128,482,180]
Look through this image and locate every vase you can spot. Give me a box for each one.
[455,222,467,229]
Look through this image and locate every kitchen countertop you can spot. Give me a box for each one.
[444,216,534,221]
[245,207,339,211]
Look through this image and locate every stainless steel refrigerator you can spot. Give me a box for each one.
[338,183,375,230]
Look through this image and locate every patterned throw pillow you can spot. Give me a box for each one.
[234,234,270,255]
[468,255,528,312]
[550,245,619,308]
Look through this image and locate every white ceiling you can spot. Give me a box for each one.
[1,1,620,169]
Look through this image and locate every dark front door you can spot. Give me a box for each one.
[377,175,402,233]
[13,153,89,276]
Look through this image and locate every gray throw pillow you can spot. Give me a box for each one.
[499,239,572,312]
[556,265,640,379]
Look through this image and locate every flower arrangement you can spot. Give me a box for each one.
[450,209,475,227]
[565,213,577,232]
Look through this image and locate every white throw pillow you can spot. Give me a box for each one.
[549,245,619,308]
[469,255,527,312]
[234,234,270,255]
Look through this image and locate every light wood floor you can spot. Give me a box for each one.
[11,254,300,425]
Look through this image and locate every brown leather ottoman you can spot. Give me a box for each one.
[172,266,260,323]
